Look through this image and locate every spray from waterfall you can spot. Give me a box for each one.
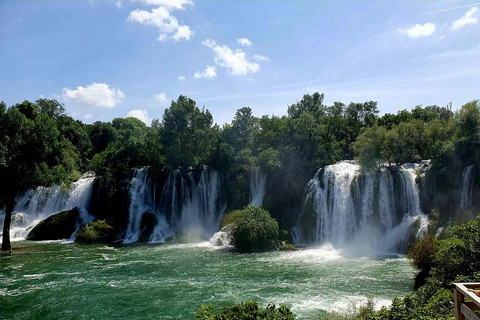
[460,165,475,208]
[249,166,267,206]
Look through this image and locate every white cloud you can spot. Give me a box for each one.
[202,38,216,48]
[154,92,168,103]
[172,25,193,41]
[202,39,260,76]
[193,65,217,79]
[83,113,93,120]
[178,75,186,80]
[451,7,479,30]
[127,6,192,41]
[62,82,125,108]
[126,109,150,125]
[237,37,252,47]
[132,0,193,10]
[399,23,436,38]
[253,54,269,62]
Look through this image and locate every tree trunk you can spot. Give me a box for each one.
[1,201,15,252]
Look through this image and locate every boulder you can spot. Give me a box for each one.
[75,220,117,244]
[138,212,157,243]
[27,207,79,240]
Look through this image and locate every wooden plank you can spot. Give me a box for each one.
[461,303,480,320]
[457,288,466,320]
[455,284,480,309]
[465,302,480,312]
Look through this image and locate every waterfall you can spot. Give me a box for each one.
[293,161,427,252]
[460,165,475,208]
[126,168,227,243]
[249,166,267,206]
[0,174,96,241]
[124,168,155,243]
[197,170,227,236]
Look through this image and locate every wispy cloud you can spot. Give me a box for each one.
[419,3,480,16]
[451,7,478,30]
[132,0,193,10]
[253,54,269,62]
[178,75,186,81]
[193,65,217,79]
[399,23,436,38]
[237,37,252,47]
[154,92,168,104]
[0,18,21,34]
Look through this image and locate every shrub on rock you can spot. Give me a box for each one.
[222,206,279,251]
[75,220,116,244]
[27,207,79,240]
[196,300,295,319]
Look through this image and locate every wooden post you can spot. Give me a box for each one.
[455,288,465,320]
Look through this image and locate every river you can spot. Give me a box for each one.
[0,241,415,319]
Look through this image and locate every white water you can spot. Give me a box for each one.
[294,161,427,252]
[125,168,227,243]
[210,228,233,247]
[460,165,475,208]
[124,168,154,242]
[0,174,96,241]
[249,166,267,206]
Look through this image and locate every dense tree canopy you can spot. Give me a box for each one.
[1,94,479,251]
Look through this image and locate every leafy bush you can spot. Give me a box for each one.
[196,300,295,319]
[407,235,438,271]
[75,220,116,244]
[221,206,279,251]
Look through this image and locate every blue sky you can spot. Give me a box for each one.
[1,0,479,125]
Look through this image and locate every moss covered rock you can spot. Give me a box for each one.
[279,243,298,251]
[75,220,117,244]
[27,207,79,240]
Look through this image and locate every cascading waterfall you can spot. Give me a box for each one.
[197,170,227,236]
[125,168,227,242]
[293,161,427,252]
[0,174,96,241]
[460,165,475,208]
[249,166,267,206]
[124,168,155,242]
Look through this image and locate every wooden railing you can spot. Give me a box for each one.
[454,283,480,320]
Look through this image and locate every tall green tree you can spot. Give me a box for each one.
[161,95,215,168]
[0,100,77,251]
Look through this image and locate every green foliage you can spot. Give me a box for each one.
[75,220,117,244]
[407,235,438,271]
[161,95,217,168]
[278,243,298,251]
[0,99,81,251]
[196,300,295,320]
[222,206,279,251]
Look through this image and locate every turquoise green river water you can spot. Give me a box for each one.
[0,241,415,319]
